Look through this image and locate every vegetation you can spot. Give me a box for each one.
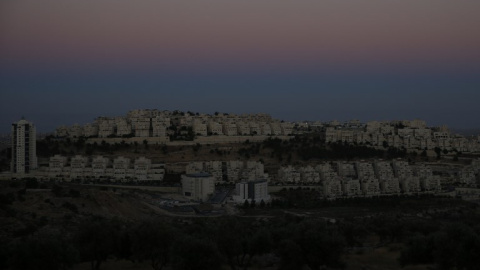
[1,179,480,270]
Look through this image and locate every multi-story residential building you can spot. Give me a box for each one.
[207,121,223,135]
[299,166,320,183]
[193,122,208,136]
[316,163,338,182]
[398,128,414,138]
[113,156,131,180]
[277,166,301,183]
[70,155,88,180]
[222,123,238,136]
[335,162,356,178]
[458,166,476,186]
[134,157,151,181]
[392,160,413,179]
[259,122,272,135]
[320,178,343,198]
[341,179,361,196]
[97,117,116,138]
[355,161,375,180]
[186,161,204,175]
[48,154,67,179]
[55,126,69,137]
[11,118,37,174]
[131,117,151,137]
[249,122,261,135]
[91,156,109,179]
[115,117,132,137]
[360,178,381,196]
[366,121,381,133]
[400,177,421,194]
[380,178,401,194]
[83,123,99,137]
[69,124,84,138]
[414,128,431,139]
[242,161,266,182]
[269,123,282,136]
[204,161,223,183]
[225,160,243,182]
[233,180,271,203]
[181,173,215,202]
[236,122,250,135]
[149,163,165,181]
[280,122,294,135]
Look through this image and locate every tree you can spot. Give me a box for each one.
[242,200,250,209]
[215,217,272,270]
[130,220,176,270]
[383,141,389,149]
[74,217,121,270]
[9,228,79,270]
[259,200,266,208]
[171,235,222,270]
[277,221,345,270]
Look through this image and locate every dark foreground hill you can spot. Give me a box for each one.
[1,179,480,270]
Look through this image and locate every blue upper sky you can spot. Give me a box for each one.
[1,1,479,133]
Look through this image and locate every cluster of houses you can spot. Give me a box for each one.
[318,119,480,153]
[276,159,480,198]
[55,109,294,139]
[45,155,165,182]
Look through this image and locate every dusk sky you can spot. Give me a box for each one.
[1,0,479,133]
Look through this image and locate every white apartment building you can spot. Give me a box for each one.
[380,178,401,194]
[48,154,67,178]
[249,122,261,135]
[83,123,99,137]
[392,160,413,179]
[225,160,243,182]
[181,173,215,202]
[341,179,361,196]
[280,122,294,135]
[134,157,151,181]
[259,122,272,135]
[458,166,476,186]
[269,123,282,136]
[316,163,339,182]
[11,118,37,174]
[299,166,320,183]
[131,117,151,137]
[360,178,381,196]
[204,161,223,183]
[372,161,398,192]
[207,122,223,135]
[236,121,250,135]
[355,161,375,180]
[69,124,84,138]
[277,166,301,183]
[91,156,109,179]
[222,123,238,136]
[400,177,421,194]
[97,117,116,138]
[320,178,343,198]
[412,164,441,192]
[70,155,88,180]
[193,122,208,136]
[113,156,131,180]
[336,162,357,178]
[233,180,271,203]
[55,126,69,137]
